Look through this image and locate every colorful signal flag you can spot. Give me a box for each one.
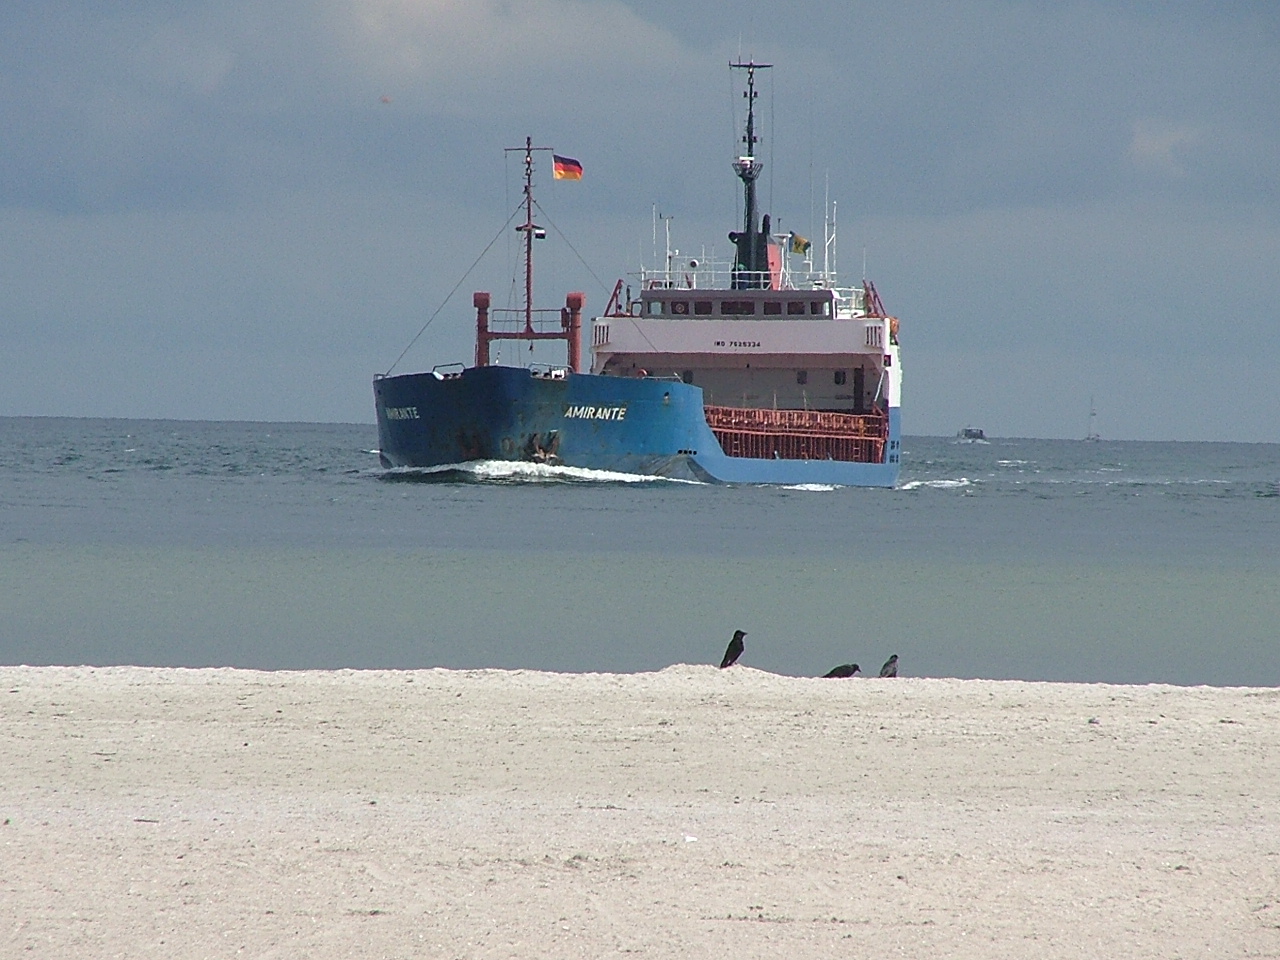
[789,231,812,255]
[553,155,583,180]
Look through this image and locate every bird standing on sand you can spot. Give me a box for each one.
[719,630,746,668]
[879,654,899,677]
[822,663,860,678]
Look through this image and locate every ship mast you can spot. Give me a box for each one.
[509,136,547,333]
[473,139,584,372]
[729,60,772,289]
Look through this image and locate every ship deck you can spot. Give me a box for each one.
[703,405,888,463]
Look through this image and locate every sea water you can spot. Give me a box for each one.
[1,417,1277,686]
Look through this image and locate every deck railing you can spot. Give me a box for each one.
[637,256,848,294]
[703,405,888,463]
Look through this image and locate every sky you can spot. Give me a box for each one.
[2,1,1277,440]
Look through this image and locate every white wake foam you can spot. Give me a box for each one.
[898,477,974,490]
[391,459,697,484]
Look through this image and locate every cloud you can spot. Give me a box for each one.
[1,1,1278,437]
[0,1,707,216]
[326,0,685,117]
[1126,119,1200,178]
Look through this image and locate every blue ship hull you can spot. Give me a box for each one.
[374,366,901,486]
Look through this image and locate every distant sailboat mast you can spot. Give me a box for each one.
[1086,396,1101,441]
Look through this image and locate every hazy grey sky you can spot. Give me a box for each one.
[2,1,1277,439]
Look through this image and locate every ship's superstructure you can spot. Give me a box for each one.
[588,62,899,469]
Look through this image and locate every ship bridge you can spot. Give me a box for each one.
[589,274,900,417]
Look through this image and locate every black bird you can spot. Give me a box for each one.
[822,663,860,678]
[719,629,746,669]
[879,654,899,678]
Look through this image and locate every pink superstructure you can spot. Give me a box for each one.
[587,61,902,466]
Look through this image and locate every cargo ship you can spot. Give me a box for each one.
[374,63,902,485]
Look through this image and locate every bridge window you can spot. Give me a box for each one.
[796,370,808,385]
[763,301,782,315]
[787,301,806,315]
[834,370,847,385]
[721,300,756,315]
[645,300,663,315]
[681,371,693,384]
[670,300,690,315]
[694,300,713,315]
[811,301,830,315]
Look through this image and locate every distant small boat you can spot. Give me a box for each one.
[1085,397,1101,441]
[955,427,987,443]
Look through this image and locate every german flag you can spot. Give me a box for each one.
[553,154,583,180]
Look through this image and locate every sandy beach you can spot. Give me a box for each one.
[2,665,1278,958]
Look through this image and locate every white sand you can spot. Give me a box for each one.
[2,665,1278,959]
